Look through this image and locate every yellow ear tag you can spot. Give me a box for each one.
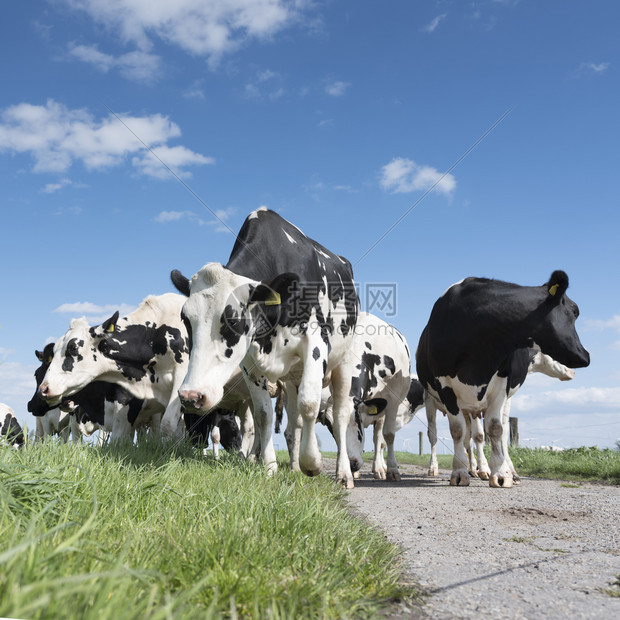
[106,324,115,333]
[367,406,379,416]
[549,283,559,296]
[265,292,281,306]
[47,356,54,363]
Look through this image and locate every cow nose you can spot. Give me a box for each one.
[39,383,50,398]
[349,458,361,473]
[179,390,207,411]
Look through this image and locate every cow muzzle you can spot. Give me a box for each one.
[38,382,63,406]
[179,388,223,413]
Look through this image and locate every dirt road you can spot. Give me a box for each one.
[344,462,620,619]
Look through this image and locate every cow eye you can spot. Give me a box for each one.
[98,339,109,353]
[66,341,78,355]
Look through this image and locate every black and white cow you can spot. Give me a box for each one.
[184,409,242,457]
[1,403,24,448]
[28,344,76,442]
[171,207,360,487]
[29,344,156,443]
[298,312,413,479]
[38,294,189,439]
[426,349,575,481]
[416,270,590,488]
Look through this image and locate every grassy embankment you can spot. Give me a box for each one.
[0,440,417,619]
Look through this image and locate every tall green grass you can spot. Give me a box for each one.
[509,446,620,484]
[1,440,415,619]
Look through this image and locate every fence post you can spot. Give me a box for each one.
[418,431,423,455]
[509,417,519,448]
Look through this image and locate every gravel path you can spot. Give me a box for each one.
[340,461,620,619]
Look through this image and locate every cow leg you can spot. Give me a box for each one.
[35,416,45,442]
[236,405,255,458]
[447,412,470,486]
[283,382,302,471]
[149,413,162,440]
[471,414,490,480]
[464,412,478,477]
[485,395,513,488]
[372,418,386,479]
[70,415,83,444]
[211,425,221,459]
[329,364,353,488]
[111,403,133,443]
[426,399,439,476]
[501,398,520,484]
[243,373,277,475]
[382,406,402,481]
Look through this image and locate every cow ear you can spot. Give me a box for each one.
[249,272,299,306]
[35,349,44,362]
[359,397,388,416]
[101,311,119,334]
[171,269,191,297]
[546,270,569,299]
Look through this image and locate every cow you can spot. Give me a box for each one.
[1,403,25,448]
[288,312,413,479]
[171,207,360,487]
[29,344,156,443]
[184,409,242,457]
[416,270,590,488]
[426,349,575,482]
[37,294,189,440]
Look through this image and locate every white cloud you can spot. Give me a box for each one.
[183,80,206,100]
[511,386,620,413]
[132,145,214,179]
[42,177,73,193]
[245,69,284,100]
[54,301,137,325]
[68,44,161,82]
[587,315,620,332]
[60,0,309,68]
[154,206,235,232]
[578,62,610,75]
[380,157,456,195]
[325,80,350,97]
[422,13,446,33]
[0,99,212,178]
[0,361,38,412]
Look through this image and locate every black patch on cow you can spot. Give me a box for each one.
[406,378,425,412]
[225,348,233,358]
[62,338,84,372]
[220,304,249,351]
[383,355,395,374]
[365,342,372,350]
[322,359,327,377]
[224,209,359,353]
[1,413,24,447]
[312,347,321,361]
[350,351,381,400]
[96,323,188,383]
[184,409,241,451]
[477,385,488,401]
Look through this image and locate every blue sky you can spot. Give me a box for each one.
[1,0,618,452]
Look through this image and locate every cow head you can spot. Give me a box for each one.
[172,263,296,412]
[529,271,590,369]
[38,313,119,404]
[346,397,388,472]
[27,343,56,416]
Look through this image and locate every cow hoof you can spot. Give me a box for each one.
[266,462,278,476]
[469,470,479,478]
[373,470,386,480]
[301,466,322,477]
[478,470,490,481]
[338,476,355,490]
[428,468,439,477]
[386,470,401,482]
[512,474,521,485]
[450,472,470,486]
[353,470,361,479]
[489,474,513,488]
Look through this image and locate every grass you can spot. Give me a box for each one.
[334,446,620,485]
[0,440,416,619]
[508,446,620,484]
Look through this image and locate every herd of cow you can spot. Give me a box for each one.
[1,207,590,489]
